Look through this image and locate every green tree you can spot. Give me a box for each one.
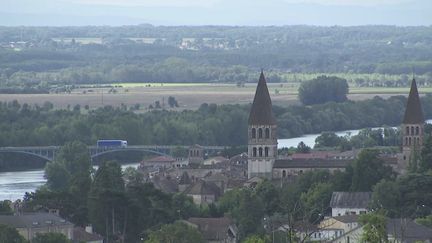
[371,173,432,218]
[33,232,71,243]
[296,142,311,153]
[43,141,92,225]
[298,76,348,105]
[350,149,395,191]
[255,180,280,215]
[300,182,333,223]
[241,235,268,243]
[167,96,179,108]
[123,167,144,186]
[0,200,12,214]
[359,213,388,243]
[371,180,401,217]
[314,132,342,148]
[0,224,26,243]
[232,189,265,239]
[416,215,432,228]
[88,161,126,241]
[144,222,204,243]
[45,141,91,194]
[420,135,432,172]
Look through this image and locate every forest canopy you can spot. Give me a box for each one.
[1,25,432,91]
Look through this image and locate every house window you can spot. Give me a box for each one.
[409,137,412,146]
[416,126,419,135]
[265,128,270,138]
[258,128,263,139]
[282,170,287,177]
[406,126,410,135]
[253,147,257,157]
[405,137,408,146]
[251,128,256,138]
[411,126,414,135]
[259,147,263,157]
[265,147,269,157]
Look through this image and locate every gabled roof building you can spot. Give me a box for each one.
[330,192,372,217]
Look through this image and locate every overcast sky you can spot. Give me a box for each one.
[1,0,431,26]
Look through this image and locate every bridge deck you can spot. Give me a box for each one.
[0,145,227,161]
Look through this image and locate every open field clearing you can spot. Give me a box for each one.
[350,87,432,94]
[0,83,428,110]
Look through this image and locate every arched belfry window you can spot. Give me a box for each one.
[282,170,287,177]
[253,147,257,157]
[258,128,263,139]
[251,128,256,138]
[416,126,419,135]
[265,147,269,157]
[265,128,270,139]
[411,126,415,135]
[405,137,408,146]
[409,137,412,146]
[406,126,410,135]
[259,147,263,157]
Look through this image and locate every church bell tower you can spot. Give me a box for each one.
[399,78,424,173]
[247,71,277,179]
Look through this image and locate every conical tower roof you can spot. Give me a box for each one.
[248,71,276,125]
[403,78,424,124]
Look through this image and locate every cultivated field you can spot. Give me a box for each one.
[0,83,427,110]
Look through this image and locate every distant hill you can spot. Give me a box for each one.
[0,25,431,86]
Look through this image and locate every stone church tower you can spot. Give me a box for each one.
[398,78,424,173]
[247,71,277,179]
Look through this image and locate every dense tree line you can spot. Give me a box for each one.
[314,127,403,151]
[1,25,432,90]
[0,94,431,149]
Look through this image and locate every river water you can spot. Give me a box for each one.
[0,163,140,201]
[1,120,431,201]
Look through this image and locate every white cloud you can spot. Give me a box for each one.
[282,0,414,6]
[64,0,222,7]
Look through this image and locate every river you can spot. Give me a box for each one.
[1,120,431,201]
[0,163,140,201]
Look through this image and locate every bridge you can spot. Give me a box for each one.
[0,145,226,162]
